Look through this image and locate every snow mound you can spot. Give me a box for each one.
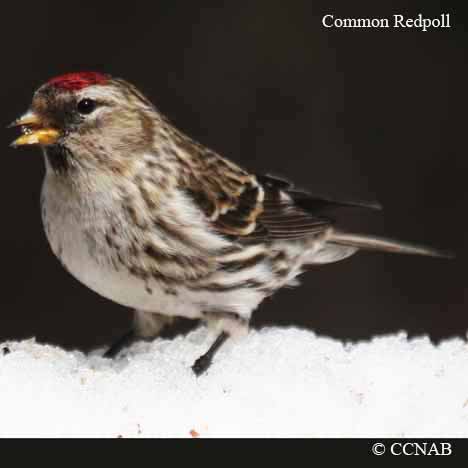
[1,327,468,437]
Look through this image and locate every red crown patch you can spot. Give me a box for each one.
[47,72,109,91]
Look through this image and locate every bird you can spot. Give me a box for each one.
[9,72,452,375]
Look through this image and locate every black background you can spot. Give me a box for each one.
[1,1,466,351]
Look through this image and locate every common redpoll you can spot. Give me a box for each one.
[10,72,451,374]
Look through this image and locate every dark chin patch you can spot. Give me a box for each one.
[44,144,73,175]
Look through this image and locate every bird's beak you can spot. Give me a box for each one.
[9,111,61,148]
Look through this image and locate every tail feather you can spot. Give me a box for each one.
[329,230,454,259]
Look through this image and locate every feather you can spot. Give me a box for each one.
[329,231,454,258]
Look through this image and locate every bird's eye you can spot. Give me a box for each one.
[77,99,97,115]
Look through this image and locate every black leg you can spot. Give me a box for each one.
[104,314,185,359]
[104,329,137,358]
[192,331,229,376]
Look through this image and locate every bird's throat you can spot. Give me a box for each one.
[44,144,73,175]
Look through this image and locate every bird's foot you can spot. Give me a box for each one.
[104,329,137,358]
[191,331,229,376]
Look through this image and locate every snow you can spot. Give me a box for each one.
[1,326,468,437]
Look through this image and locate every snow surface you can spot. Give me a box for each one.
[1,326,468,438]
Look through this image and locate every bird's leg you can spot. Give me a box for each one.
[104,329,136,358]
[104,310,174,358]
[192,311,249,375]
[192,331,229,376]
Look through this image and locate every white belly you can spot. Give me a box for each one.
[48,226,206,319]
[41,179,207,319]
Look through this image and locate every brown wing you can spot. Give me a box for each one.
[207,171,381,242]
[174,131,380,242]
[183,162,264,237]
[252,174,381,242]
[243,175,333,242]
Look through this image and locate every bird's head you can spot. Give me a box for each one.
[10,72,158,175]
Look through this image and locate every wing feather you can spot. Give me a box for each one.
[174,138,379,243]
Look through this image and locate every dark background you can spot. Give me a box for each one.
[1,1,466,351]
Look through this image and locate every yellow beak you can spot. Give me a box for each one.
[10,111,61,147]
